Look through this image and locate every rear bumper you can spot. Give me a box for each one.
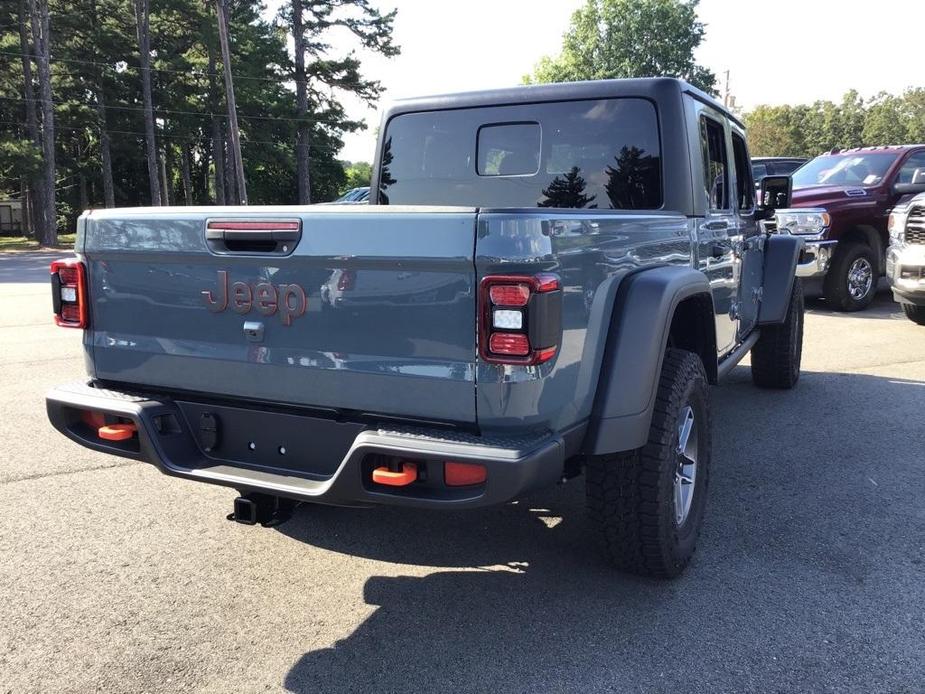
[46,382,565,509]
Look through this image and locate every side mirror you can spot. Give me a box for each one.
[893,182,925,196]
[757,175,792,215]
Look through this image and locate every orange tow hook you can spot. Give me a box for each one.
[372,461,418,487]
[98,423,137,441]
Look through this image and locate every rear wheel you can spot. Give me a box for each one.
[751,279,804,389]
[586,349,710,578]
[823,242,877,311]
[902,303,925,325]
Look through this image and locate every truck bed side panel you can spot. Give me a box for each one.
[475,210,693,432]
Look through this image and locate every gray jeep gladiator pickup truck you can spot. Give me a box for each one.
[46,78,804,577]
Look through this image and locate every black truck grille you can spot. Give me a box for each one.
[906,206,925,244]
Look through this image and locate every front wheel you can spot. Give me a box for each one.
[902,303,925,325]
[751,279,804,389]
[823,242,877,311]
[586,349,711,578]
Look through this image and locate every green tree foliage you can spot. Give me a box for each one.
[341,160,371,192]
[285,0,397,203]
[0,0,397,237]
[744,89,925,157]
[525,0,716,93]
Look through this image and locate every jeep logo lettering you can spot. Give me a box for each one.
[202,270,306,326]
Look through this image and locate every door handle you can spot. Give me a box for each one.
[205,219,302,255]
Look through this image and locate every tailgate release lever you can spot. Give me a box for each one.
[206,219,301,255]
[243,321,264,342]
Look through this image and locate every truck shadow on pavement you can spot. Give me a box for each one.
[277,366,925,693]
[804,286,904,320]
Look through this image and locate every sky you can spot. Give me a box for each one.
[274,0,925,162]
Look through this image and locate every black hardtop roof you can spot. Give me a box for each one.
[383,77,742,128]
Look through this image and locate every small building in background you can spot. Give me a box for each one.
[0,199,23,236]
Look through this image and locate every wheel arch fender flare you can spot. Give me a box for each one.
[839,224,885,273]
[758,234,804,325]
[583,266,715,456]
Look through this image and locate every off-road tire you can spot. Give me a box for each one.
[586,349,710,578]
[901,303,925,325]
[823,242,877,311]
[751,278,804,389]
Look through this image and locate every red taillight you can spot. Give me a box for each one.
[479,273,561,365]
[534,273,560,293]
[489,332,530,356]
[337,270,356,291]
[57,266,79,286]
[489,284,530,307]
[51,258,88,329]
[60,304,82,323]
[444,461,487,486]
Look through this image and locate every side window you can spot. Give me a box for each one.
[731,132,754,211]
[699,116,728,210]
[774,160,802,176]
[897,152,925,184]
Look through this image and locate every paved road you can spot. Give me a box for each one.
[1,251,923,693]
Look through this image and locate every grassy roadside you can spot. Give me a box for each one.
[0,234,76,252]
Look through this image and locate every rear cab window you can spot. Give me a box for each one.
[378,98,662,209]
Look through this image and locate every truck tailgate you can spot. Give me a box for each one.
[81,206,477,424]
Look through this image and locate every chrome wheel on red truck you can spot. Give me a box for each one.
[823,243,877,311]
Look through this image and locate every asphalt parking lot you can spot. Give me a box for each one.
[1,251,923,693]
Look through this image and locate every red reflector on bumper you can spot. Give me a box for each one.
[535,346,558,363]
[488,332,530,356]
[444,461,487,486]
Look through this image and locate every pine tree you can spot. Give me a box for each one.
[284,0,398,204]
[133,0,161,205]
[29,0,56,243]
[538,167,596,208]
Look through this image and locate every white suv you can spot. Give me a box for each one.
[888,191,925,324]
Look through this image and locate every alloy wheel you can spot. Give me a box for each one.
[674,405,698,525]
[847,257,873,301]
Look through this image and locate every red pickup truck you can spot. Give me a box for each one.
[778,146,925,310]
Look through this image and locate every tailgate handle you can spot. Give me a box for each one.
[206,219,301,255]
